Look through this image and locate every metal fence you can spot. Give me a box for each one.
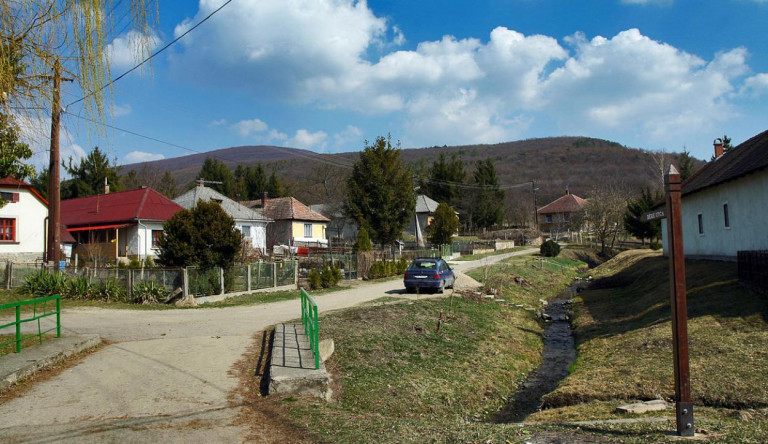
[0,295,60,354]
[738,250,768,295]
[2,260,297,299]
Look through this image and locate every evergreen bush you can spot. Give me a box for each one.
[540,239,561,257]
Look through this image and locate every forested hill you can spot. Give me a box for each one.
[122,136,694,206]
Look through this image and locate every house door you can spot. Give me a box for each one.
[118,227,128,257]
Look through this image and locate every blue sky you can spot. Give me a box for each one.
[36,0,768,168]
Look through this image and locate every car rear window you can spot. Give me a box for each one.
[410,260,436,269]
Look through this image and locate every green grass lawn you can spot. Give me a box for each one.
[453,246,529,261]
[274,252,585,443]
[530,249,768,442]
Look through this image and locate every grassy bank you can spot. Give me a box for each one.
[276,252,585,443]
[531,249,768,442]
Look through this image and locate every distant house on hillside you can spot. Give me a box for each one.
[174,182,272,254]
[0,176,49,262]
[660,131,768,259]
[537,191,588,240]
[244,196,330,249]
[61,187,184,264]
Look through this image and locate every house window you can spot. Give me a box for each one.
[697,213,704,235]
[0,218,16,242]
[151,230,163,248]
[723,203,730,228]
[241,225,251,237]
[304,223,313,238]
[0,192,19,203]
[545,215,553,223]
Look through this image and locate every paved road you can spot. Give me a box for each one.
[0,249,536,443]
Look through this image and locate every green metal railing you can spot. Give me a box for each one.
[0,295,61,353]
[300,288,320,369]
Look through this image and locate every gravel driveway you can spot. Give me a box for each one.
[0,249,536,443]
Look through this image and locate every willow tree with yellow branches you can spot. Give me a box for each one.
[0,0,158,129]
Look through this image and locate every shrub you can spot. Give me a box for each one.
[24,270,67,296]
[650,242,662,250]
[133,281,166,304]
[540,239,561,257]
[64,276,93,300]
[308,268,322,290]
[97,280,126,302]
[144,256,156,268]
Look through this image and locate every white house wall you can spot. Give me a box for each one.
[236,220,268,252]
[662,169,768,258]
[131,222,166,258]
[0,188,47,261]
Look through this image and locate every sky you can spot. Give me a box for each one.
[31,0,768,169]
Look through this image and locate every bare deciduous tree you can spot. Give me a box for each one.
[584,184,630,254]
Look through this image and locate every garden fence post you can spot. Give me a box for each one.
[219,267,225,295]
[182,267,189,298]
[247,264,252,292]
[6,261,11,289]
[273,262,277,288]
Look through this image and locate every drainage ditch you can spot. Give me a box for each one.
[492,290,578,423]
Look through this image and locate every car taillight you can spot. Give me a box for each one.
[433,272,440,279]
[404,272,410,278]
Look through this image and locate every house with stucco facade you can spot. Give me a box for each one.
[0,176,49,262]
[660,130,768,260]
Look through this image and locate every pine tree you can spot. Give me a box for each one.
[424,153,465,207]
[471,158,504,230]
[61,146,121,199]
[197,157,234,197]
[677,149,696,182]
[345,134,415,246]
[427,202,460,245]
[623,187,663,246]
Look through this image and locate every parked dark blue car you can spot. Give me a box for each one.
[403,258,455,293]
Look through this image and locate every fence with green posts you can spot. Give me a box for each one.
[0,295,61,354]
[300,288,320,369]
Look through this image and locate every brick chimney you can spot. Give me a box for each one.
[713,138,724,159]
[262,192,268,208]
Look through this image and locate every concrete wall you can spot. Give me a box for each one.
[662,169,768,258]
[0,187,47,261]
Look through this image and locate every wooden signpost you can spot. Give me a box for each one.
[664,165,695,437]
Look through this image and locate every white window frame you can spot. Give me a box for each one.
[304,223,313,238]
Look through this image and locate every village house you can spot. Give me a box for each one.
[660,131,768,259]
[61,187,184,264]
[174,182,272,254]
[537,191,588,240]
[0,176,49,262]
[244,195,330,250]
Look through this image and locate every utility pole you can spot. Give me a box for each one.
[45,59,72,268]
[531,181,539,232]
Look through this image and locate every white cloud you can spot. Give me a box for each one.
[232,118,269,136]
[741,73,768,97]
[210,118,227,126]
[333,125,364,147]
[106,30,161,72]
[111,103,132,117]
[122,151,166,164]
[169,2,761,150]
[287,129,328,150]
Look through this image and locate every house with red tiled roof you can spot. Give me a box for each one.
[244,196,330,249]
[61,187,184,264]
[537,191,588,240]
[0,176,51,262]
[660,131,768,259]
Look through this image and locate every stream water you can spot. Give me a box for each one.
[493,290,578,423]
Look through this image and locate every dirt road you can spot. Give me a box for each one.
[0,249,535,443]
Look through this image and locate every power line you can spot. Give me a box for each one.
[67,0,235,108]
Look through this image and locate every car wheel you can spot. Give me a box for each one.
[438,280,445,294]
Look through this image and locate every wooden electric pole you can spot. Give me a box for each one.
[46,59,72,268]
[664,164,694,437]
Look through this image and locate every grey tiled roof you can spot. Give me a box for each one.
[174,186,272,222]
